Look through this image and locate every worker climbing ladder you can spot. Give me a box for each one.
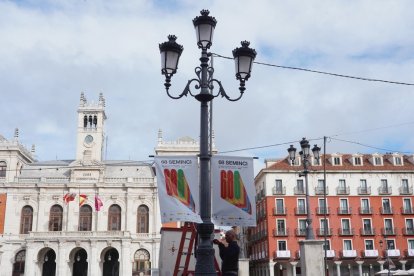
[173,222,221,276]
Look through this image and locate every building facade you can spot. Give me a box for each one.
[250,152,414,276]
[0,94,161,276]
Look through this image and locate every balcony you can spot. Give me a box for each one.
[274,250,291,259]
[257,210,267,219]
[315,186,329,195]
[382,227,397,236]
[405,249,414,257]
[359,207,372,215]
[316,228,333,236]
[337,207,352,215]
[326,250,336,258]
[363,250,379,258]
[273,228,289,237]
[386,249,401,257]
[402,207,414,214]
[260,189,265,198]
[273,186,286,195]
[294,187,305,195]
[358,186,371,195]
[273,207,287,215]
[360,228,376,236]
[336,186,350,195]
[295,207,307,215]
[380,207,394,215]
[316,207,330,215]
[295,228,306,236]
[378,186,392,195]
[338,228,354,236]
[341,250,357,258]
[403,227,414,235]
[399,186,413,195]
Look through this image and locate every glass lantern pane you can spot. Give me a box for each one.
[196,24,213,48]
[165,51,179,74]
[235,55,252,79]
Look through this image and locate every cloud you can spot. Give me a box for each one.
[0,0,413,173]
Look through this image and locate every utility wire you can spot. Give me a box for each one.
[329,137,413,154]
[212,53,414,86]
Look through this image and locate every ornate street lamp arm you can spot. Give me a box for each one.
[209,79,244,102]
[165,78,201,100]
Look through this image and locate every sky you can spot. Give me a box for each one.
[1,0,414,172]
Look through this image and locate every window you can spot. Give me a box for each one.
[12,250,26,276]
[49,205,63,231]
[320,219,329,233]
[20,206,33,234]
[342,219,350,230]
[278,240,287,251]
[275,179,283,191]
[339,199,349,213]
[387,240,395,250]
[276,219,286,235]
[382,199,391,213]
[374,156,382,165]
[395,156,402,165]
[298,219,307,233]
[79,205,92,231]
[406,219,414,231]
[297,198,306,214]
[137,205,149,233]
[133,249,151,276]
[296,180,304,193]
[384,219,393,234]
[313,157,320,166]
[363,219,372,231]
[108,204,121,231]
[333,157,341,165]
[343,240,352,250]
[318,180,325,189]
[365,240,374,250]
[361,199,370,213]
[275,199,284,214]
[339,179,346,189]
[354,157,362,165]
[408,240,414,250]
[360,179,367,190]
[0,161,6,177]
[404,199,412,213]
[381,179,388,189]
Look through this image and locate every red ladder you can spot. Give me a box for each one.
[173,222,221,276]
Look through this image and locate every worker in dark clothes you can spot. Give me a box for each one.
[213,229,240,276]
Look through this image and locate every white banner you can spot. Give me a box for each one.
[154,156,202,223]
[211,156,256,226]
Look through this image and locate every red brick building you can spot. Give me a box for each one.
[249,153,414,276]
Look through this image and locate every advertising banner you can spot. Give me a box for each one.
[154,156,202,223]
[211,156,256,226]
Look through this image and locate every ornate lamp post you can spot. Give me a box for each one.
[380,237,392,276]
[287,138,321,239]
[159,10,256,275]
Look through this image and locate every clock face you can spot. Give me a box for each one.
[84,135,94,145]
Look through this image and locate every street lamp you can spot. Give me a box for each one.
[287,138,321,239]
[380,237,392,276]
[159,9,256,275]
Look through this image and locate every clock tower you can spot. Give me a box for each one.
[76,92,106,162]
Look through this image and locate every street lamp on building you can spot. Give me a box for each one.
[287,138,321,240]
[379,237,392,276]
[159,9,256,275]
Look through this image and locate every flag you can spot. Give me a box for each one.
[63,193,76,204]
[79,194,88,206]
[95,195,103,211]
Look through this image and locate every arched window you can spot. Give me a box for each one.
[137,205,149,233]
[20,206,33,234]
[108,204,121,231]
[79,205,92,231]
[49,205,63,231]
[0,161,6,177]
[12,250,26,276]
[133,249,151,276]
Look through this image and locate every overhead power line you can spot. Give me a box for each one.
[212,53,414,86]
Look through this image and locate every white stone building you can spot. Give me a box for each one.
[0,93,161,276]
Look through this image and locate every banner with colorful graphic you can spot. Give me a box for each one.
[154,156,202,223]
[211,156,256,226]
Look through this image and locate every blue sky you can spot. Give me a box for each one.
[1,0,414,171]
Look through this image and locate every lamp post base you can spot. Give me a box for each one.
[299,240,325,276]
